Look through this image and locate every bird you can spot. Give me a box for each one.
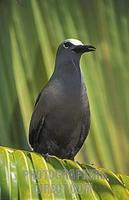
[29,39,95,160]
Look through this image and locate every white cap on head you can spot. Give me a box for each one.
[64,39,83,46]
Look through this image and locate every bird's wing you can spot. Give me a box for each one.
[29,115,45,149]
[73,114,90,157]
[34,90,42,106]
[29,90,47,149]
[72,78,90,157]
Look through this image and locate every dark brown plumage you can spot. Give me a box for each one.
[29,39,95,160]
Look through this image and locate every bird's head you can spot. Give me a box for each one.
[56,39,96,60]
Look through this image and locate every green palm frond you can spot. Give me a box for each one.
[0,146,129,200]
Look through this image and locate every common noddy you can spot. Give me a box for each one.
[29,39,95,160]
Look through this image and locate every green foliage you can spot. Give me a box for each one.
[0,146,129,200]
[0,0,129,174]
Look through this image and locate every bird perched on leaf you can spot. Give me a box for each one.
[29,39,95,160]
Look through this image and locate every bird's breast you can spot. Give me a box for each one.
[45,81,84,132]
[48,80,82,111]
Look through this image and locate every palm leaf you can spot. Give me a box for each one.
[0,146,129,199]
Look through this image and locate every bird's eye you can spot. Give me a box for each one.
[63,42,72,49]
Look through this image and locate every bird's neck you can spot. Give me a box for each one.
[52,57,82,98]
[54,55,81,77]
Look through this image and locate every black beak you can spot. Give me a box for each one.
[72,44,96,53]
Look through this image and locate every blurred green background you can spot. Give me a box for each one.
[0,0,129,174]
